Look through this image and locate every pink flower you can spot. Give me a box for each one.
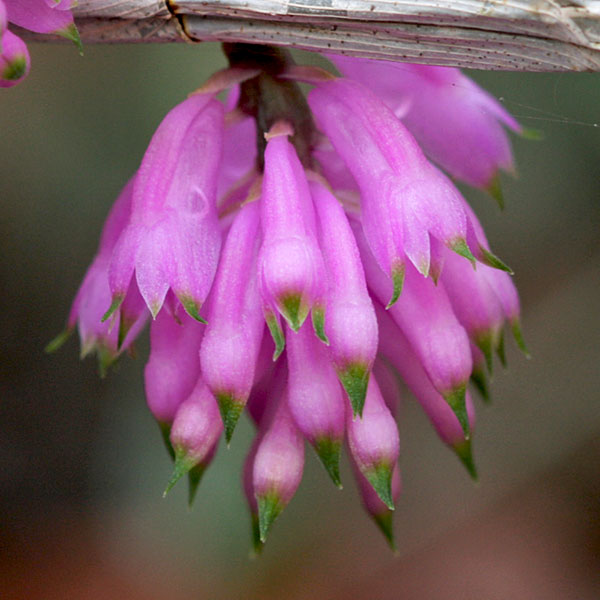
[53,46,529,548]
[257,128,326,347]
[377,303,478,479]
[347,376,400,510]
[287,319,345,487]
[200,201,265,442]
[352,460,402,550]
[164,378,224,502]
[252,387,304,543]
[145,303,205,427]
[46,179,147,375]
[105,94,224,322]
[329,55,521,195]
[355,222,473,437]
[312,180,378,417]
[309,77,477,302]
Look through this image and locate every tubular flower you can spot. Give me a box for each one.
[309,77,478,301]
[105,94,224,322]
[286,319,345,487]
[0,0,80,88]
[46,178,148,374]
[165,378,224,503]
[328,55,521,200]
[258,127,327,349]
[52,44,529,549]
[200,201,264,442]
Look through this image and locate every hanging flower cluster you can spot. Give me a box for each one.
[0,0,80,88]
[50,45,528,550]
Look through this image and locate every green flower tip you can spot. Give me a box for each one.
[429,262,443,286]
[386,263,405,309]
[45,327,74,354]
[158,422,175,461]
[511,318,531,359]
[487,174,505,211]
[470,367,491,404]
[450,238,476,269]
[279,293,308,332]
[496,328,507,368]
[249,513,264,557]
[479,246,513,274]
[79,337,96,360]
[2,55,27,81]
[452,439,478,482]
[521,127,544,141]
[314,437,343,489]
[338,362,370,418]
[257,492,284,543]
[443,384,470,440]
[265,312,285,360]
[163,447,195,497]
[97,344,118,378]
[312,306,329,345]
[365,462,395,511]
[58,23,83,56]
[475,332,494,375]
[187,463,207,508]
[372,511,397,552]
[117,313,135,350]
[178,295,207,324]
[216,393,245,444]
[101,294,124,323]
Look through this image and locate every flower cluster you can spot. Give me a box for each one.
[0,0,79,88]
[51,45,528,550]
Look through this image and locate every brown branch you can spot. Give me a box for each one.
[22,0,600,71]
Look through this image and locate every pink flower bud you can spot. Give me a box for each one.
[480,266,529,356]
[329,55,520,190]
[352,457,402,549]
[165,378,223,496]
[287,320,345,487]
[200,201,265,442]
[376,304,477,478]
[0,30,29,88]
[107,95,224,321]
[460,202,526,353]
[144,307,205,426]
[258,132,326,344]
[312,180,378,417]
[347,376,400,510]
[440,248,504,371]
[253,390,304,542]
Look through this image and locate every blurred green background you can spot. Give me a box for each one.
[1,42,599,599]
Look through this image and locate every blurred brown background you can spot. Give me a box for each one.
[0,43,599,599]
